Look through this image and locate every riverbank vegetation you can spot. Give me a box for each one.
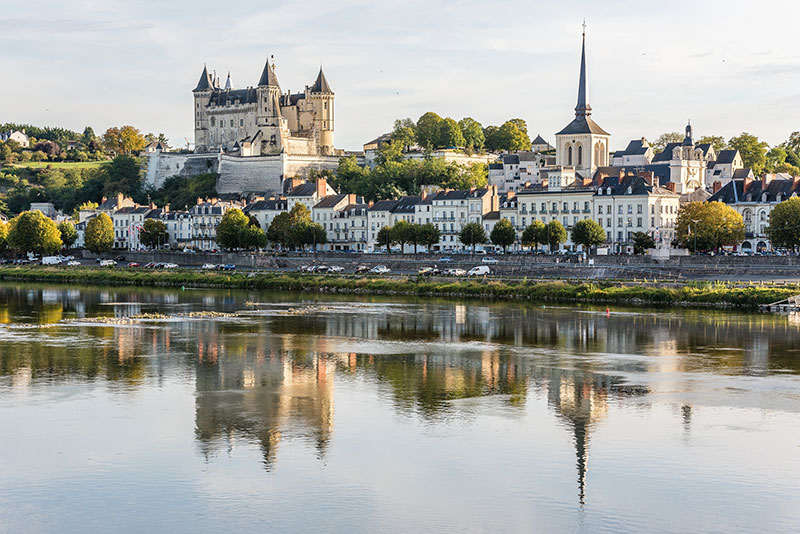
[0,266,795,309]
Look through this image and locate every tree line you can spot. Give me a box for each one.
[389,114,535,154]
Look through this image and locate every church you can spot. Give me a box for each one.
[192,57,337,157]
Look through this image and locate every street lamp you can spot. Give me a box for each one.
[690,218,700,254]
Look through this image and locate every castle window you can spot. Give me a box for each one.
[568,146,573,166]
[324,102,327,109]
[210,117,215,126]
[240,119,244,127]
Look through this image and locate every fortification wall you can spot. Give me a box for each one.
[284,154,340,178]
[216,154,284,195]
[144,153,219,189]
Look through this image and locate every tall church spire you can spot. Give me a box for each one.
[575,21,591,118]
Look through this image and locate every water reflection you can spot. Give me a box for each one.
[0,284,799,513]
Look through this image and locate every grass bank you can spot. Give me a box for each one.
[1,266,796,309]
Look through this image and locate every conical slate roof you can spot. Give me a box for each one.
[224,72,233,90]
[311,67,332,93]
[258,57,280,88]
[193,65,214,92]
[556,29,609,136]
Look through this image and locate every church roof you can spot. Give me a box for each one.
[556,116,610,136]
[716,149,739,164]
[193,65,214,92]
[557,29,609,137]
[258,58,280,88]
[311,67,332,93]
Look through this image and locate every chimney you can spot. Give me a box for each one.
[316,178,327,199]
[197,197,203,205]
[762,173,773,189]
[420,189,426,200]
[348,193,356,205]
[713,181,722,193]
[665,182,676,193]
[117,192,124,206]
[101,196,107,204]
[368,200,374,207]
[164,204,170,212]
[506,191,516,200]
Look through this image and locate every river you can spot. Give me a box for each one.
[0,284,798,533]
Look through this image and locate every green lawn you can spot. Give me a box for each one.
[8,161,109,170]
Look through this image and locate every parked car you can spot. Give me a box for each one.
[297,265,310,272]
[66,260,81,267]
[370,265,390,274]
[126,262,141,268]
[418,267,434,275]
[41,256,63,265]
[354,265,370,273]
[99,259,116,267]
[201,263,217,270]
[115,255,126,262]
[443,268,466,276]
[162,263,178,269]
[220,264,236,271]
[143,262,157,268]
[440,256,453,263]
[482,257,499,264]
[468,266,490,276]
[328,265,344,273]
[314,265,330,273]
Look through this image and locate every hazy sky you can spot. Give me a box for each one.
[2,0,799,151]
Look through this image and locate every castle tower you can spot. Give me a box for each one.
[192,65,214,152]
[309,67,335,155]
[554,24,611,178]
[256,56,286,155]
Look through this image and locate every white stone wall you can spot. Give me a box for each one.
[216,154,285,194]
[144,153,219,189]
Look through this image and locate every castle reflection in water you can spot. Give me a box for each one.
[1,286,799,503]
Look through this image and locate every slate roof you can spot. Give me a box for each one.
[651,143,680,163]
[595,174,677,197]
[531,134,550,147]
[613,139,649,157]
[501,154,520,165]
[732,168,753,179]
[430,190,471,201]
[716,149,739,164]
[592,165,673,188]
[193,66,214,92]
[245,199,287,211]
[257,58,280,87]
[488,163,504,170]
[556,116,610,136]
[209,87,258,106]
[483,210,501,220]
[314,194,349,209]
[311,67,332,93]
[709,176,799,204]
[287,182,318,197]
[369,199,400,212]
[392,196,422,213]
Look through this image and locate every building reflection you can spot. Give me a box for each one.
[3,286,800,503]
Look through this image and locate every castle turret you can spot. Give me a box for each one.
[309,67,334,155]
[255,56,286,155]
[193,65,214,152]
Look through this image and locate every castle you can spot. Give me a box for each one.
[192,57,337,156]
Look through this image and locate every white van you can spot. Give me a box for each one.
[467,266,490,277]
[41,256,63,265]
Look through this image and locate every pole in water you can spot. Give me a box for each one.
[606,307,610,315]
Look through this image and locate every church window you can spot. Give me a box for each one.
[578,146,583,166]
[568,146,573,166]
[210,117,216,126]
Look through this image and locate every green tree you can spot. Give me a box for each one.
[545,220,567,252]
[391,220,416,253]
[267,212,293,249]
[0,220,9,251]
[57,220,78,248]
[521,220,545,250]
[216,208,250,250]
[483,125,501,151]
[292,221,326,250]
[497,120,531,151]
[459,222,486,254]
[8,210,62,255]
[417,223,441,252]
[767,197,800,249]
[652,132,683,153]
[729,132,769,176]
[631,231,655,254]
[676,201,745,251]
[241,224,268,250]
[458,118,485,151]
[697,135,728,154]
[571,219,606,251]
[390,118,416,151]
[139,219,168,249]
[437,117,465,148]
[415,112,443,149]
[490,218,516,252]
[376,226,394,253]
[765,147,787,173]
[85,212,114,254]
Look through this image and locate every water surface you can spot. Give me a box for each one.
[0,284,798,533]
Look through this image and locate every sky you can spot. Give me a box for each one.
[1,0,799,152]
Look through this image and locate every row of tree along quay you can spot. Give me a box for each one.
[0,267,795,310]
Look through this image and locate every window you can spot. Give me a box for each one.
[541,202,546,212]
[637,217,642,227]
[606,217,611,227]
[637,205,643,214]
[578,145,583,166]
[651,217,655,227]
[552,202,557,212]
[584,201,589,212]
[568,146,573,165]
[563,202,569,212]
[618,205,623,214]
